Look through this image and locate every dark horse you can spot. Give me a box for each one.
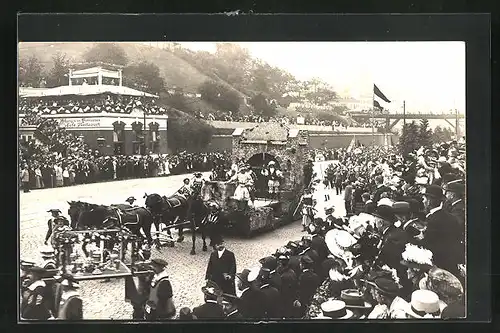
[67,201,155,257]
[143,193,219,255]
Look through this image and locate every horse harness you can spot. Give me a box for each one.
[106,207,152,228]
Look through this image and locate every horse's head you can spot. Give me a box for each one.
[68,201,84,229]
[75,204,110,230]
[144,193,163,211]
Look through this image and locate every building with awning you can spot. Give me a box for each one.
[18,65,166,155]
[19,84,158,98]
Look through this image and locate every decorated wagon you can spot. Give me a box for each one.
[201,123,310,237]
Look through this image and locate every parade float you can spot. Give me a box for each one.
[201,122,310,237]
[23,227,155,320]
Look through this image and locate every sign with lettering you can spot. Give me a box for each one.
[58,118,101,128]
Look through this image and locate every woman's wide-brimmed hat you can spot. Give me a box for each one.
[421,267,464,304]
[325,229,357,260]
[368,277,401,297]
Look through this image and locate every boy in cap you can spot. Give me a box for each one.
[192,281,225,319]
[145,258,175,320]
[44,209,70,249]
[20,266,53,320]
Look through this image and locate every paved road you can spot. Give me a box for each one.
[20,167,345,320]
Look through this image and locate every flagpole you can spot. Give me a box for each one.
[371,85,375,146]
[403,100,406,127]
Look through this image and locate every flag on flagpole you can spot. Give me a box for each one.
[373,84,391,111]
[374,84,391,103]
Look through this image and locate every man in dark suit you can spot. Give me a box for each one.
[205,237,237,296]
[298,237,320,276]
[192,282,225,319]
[277,254,299,318]
[362,192,376,214]
[309,232,329,263]
[225,303,243,320]
[443,180,465,230]
[259,256,282,291]
[297,256,320,317]
[421,185,464,277]
[374,205,410,281]
[257,268,282,319]
[236,268,267,319]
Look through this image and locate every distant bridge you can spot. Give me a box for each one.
[349,112,465,132]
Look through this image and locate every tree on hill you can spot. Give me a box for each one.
[417,118,433,148]
[249,93,277,118]
[303,78,338,106]
[165,90,189,114]
[198,80,241,113]
[398,121,420,156]
[19,55,45,87]
[83,43,128,66]
[46,52,70,88]
[123,61,165,94]
[167,114,214,152]
[214,43,252,88]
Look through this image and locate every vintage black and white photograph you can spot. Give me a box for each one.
[18,41,466,321]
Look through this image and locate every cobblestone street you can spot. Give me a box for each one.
[20,166,344,320]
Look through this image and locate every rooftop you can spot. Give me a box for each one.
[19,85,158,99]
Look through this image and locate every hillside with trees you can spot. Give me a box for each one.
[18,42,343,120]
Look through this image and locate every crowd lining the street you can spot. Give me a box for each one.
[142,138,467,320]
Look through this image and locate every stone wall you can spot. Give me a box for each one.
[231,135,308,192]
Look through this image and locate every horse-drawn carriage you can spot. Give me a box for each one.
[199,180,301,237]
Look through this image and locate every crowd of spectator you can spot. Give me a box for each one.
[19,150,231,192]
[19,95,166,121]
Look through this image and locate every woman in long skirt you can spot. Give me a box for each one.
[163,156,171,176]
[69,165,75,185]
[34,166,43,189]
[55,164,64,187]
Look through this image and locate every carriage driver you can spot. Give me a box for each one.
[261,161,283,200]
[125,196,137,206]
[177,178,192,199]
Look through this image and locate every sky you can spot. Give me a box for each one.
[177,42,465,115]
